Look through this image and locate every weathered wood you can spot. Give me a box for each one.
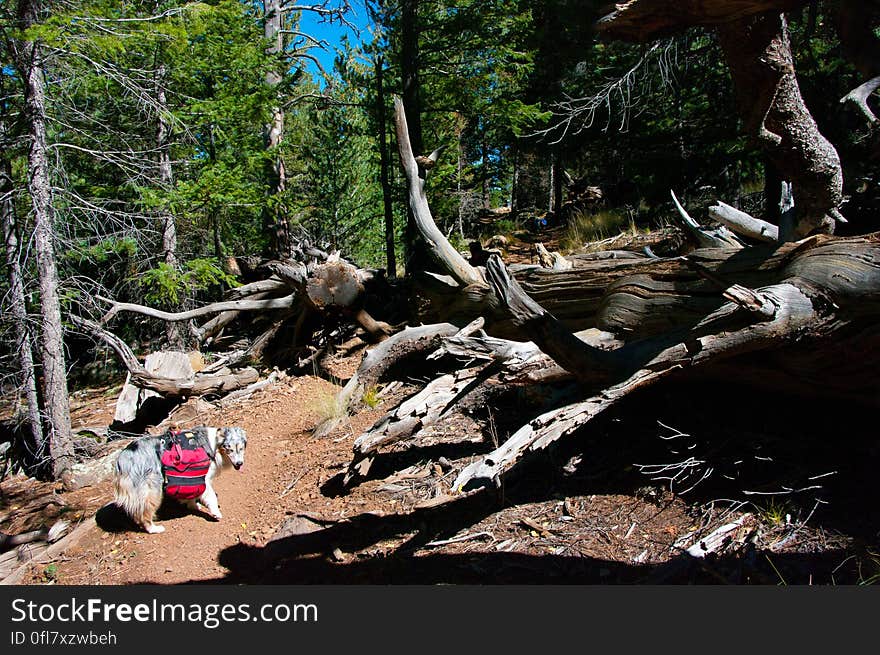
[595,0,810,42]
[114,351,194,424]
[352,309,393,343]
[420,239,817,339]
[840,75,880,127]
[393,95,486,289]
[73,316,260,398]
[343,326,625,481]
[708,201,779,243]
[305,260,363,310]
[313,323,460,438]
[670,190,743,249]
[99,293,297,324]
[534,242,573,270]
[453,280,823,491]
[347,366,485,482]
[193,277,289,343]
[485,255,621,383]
[1,517,95,585]
[0,523,61,553]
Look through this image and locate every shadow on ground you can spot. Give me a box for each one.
[137,380,880,585]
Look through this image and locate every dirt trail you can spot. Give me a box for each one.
[23,375,384,585]
[6,355,876,585]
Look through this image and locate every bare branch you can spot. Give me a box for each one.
[98,294,298,324]
[530,40,676,144]
[840,75,880,127]
[393,95,485,288]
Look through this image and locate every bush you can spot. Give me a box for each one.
[139,258,239,306]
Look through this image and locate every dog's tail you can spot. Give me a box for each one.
[113,444,164,527]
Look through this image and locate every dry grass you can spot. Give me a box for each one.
[560,208,638,252]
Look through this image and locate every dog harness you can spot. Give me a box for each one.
[160,429,214,500]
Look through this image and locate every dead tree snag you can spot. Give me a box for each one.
[717,13,844,239]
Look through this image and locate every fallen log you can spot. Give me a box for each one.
[72,316,260,399]
[341,100,880,505]
[313,323,461,438]
[708,201,779,243]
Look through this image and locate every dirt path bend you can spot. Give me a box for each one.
[28,375,384,585]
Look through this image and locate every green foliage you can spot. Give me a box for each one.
[42,563,59,582]
[362,385,382,409]
[756,499,792,528]
[64,237,137,265]
[493,217,524,236]
[139,258,238,307]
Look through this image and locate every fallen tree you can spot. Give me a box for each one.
[326,85,880,509]
[72,236,397,412]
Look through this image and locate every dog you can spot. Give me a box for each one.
[113,426,247,534]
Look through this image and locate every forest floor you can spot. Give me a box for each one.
[4,350,880,585]
[3,228,880,585]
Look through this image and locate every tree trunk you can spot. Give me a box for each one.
[263,0,291,258]
[1,118,45,468]
[481,130,489,209]
[13,0,74,483]
[717,13,843,239]
[400,0,428,273]
[375,57,397,278]
[511,143,519,215]
[155,62,184,350]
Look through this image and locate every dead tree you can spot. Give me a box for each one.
[325,87,880,509]
[12,0,74,483]
[597,0,846,239]
[78,236,393,406]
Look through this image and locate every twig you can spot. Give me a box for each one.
[424,531,494,548]
[279,469,309,498]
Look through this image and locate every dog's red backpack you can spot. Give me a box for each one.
[160,430,214,500]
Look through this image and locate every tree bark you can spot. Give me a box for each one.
[717,13,843,239]
[13,0,74,483]
[375,56,397,278]
[263,0,291,258]
[1,116,45,467]
[595,0,811,42]
[155,62,184,350]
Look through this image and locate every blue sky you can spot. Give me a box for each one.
[297,1,374,81]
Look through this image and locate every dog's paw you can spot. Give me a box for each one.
[145,524,165,534]
[208,510,223,521]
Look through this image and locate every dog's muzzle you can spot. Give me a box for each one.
[233,462,243,470]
